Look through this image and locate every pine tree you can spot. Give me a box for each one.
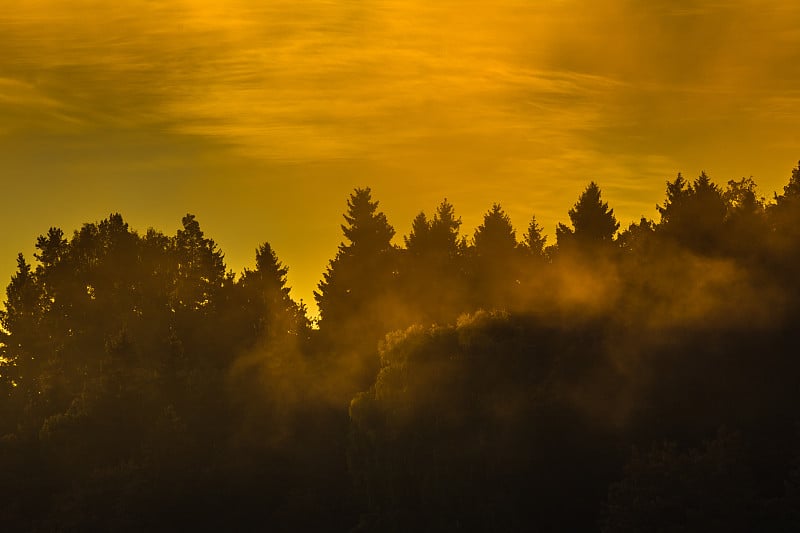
[173,214,226,311]
[404,212,431,254]
[401,199,466,325]
[315,188,398,345]
[656,172,726,252]
[474,203,517,257]
[656,173,689,225]
[556,181,619,249]
[470,203,519,310]
[429,199,463,257]
[240,242,309,342]
[523,215,547,259]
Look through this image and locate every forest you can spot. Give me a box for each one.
[3,163,800,531]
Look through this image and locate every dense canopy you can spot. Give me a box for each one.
[3,163,800,530]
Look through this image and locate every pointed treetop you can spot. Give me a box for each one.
[404,212,430,252]
[430,199,462,254]
[657,173,689,223]
[558,181,619,245]
[692,171,722,197]
[254,242,286,278]
[340,187,395,253]
[524,215,547,257]
[474,203,517,255]
[405,199,463,256]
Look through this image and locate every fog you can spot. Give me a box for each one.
[3,164,800,530]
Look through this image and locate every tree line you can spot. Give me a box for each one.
[2,162,800,530]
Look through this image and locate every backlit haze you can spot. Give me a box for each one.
[2,0,799,316]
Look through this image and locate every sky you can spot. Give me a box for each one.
[1,0,800,316]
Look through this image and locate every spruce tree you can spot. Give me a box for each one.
[315,188,398,348]
[556,181,619,250]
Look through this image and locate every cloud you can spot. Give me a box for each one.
[3,0,800,315]
[0,77,83,134]
[0,1,621,161]
[3,0,798,170]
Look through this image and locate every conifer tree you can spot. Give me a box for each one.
[173,214,226,311]
[474,203,517,257]
[523,215,547,259]
[315,188,398,346]
[556,181,619,249]
[471,203,519,310]
[429,199,463,257]
[656,172,726,251]
[404,212,431,255]
[239,242,309,342]
[401,199,466,325]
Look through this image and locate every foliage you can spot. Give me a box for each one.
[523,215,547,259]
[315,187,399,342]
[556,181,620,250]
[3,161,800,530]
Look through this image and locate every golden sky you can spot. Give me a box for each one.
[2,0,800,315]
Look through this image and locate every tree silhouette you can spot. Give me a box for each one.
[340,188,395,254]
[173,214,226,312]
[34,227,68,268]
[0,254,41,399]
[617,216,656,256]
[777,160,800,201]
[406,199,464,257]
[404,211,432,254]
[770,160,800,234]
[720,177,767,259]
[470,203,520,310]
[429,199,464,257]
[765,161,800,300]
[402,199,467,325]
[556,181,619,250]
[474,203,517,256]
[655,172,689,226]
[656,172,726,252]
[3,163,800,531]
[238,242,310,343]
[523,215,547,259]
[315,187,399,365]
[723,177,762,217]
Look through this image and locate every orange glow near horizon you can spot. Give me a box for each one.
[2,1,800,315]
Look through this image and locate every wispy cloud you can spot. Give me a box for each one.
[2,0,800,311]
[4,0,798,168]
